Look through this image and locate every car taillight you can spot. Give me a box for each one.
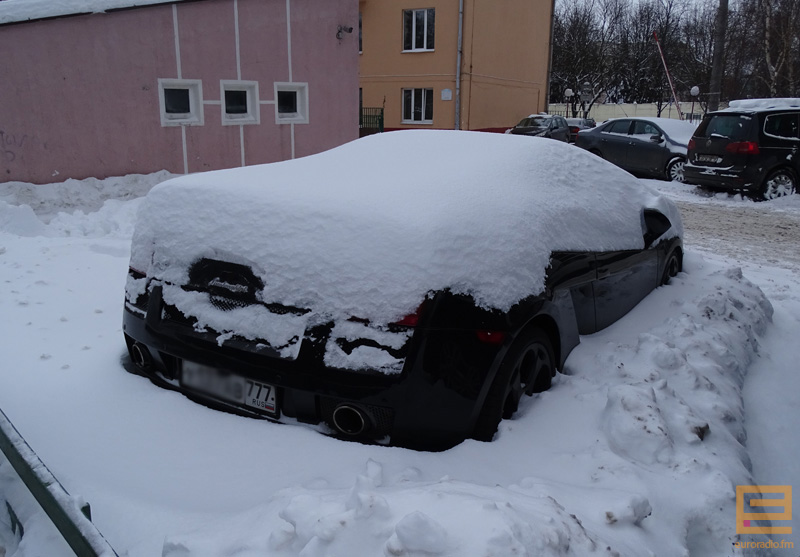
[688,139,696,150]
[725,141,760,155]
[391,302,427,327]
[570,127,579,133]
[476,331,506,345]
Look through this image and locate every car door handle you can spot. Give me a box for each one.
[597,267,611,279]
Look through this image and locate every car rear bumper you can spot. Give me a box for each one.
[122,294,503,450]
[684,163,764,192]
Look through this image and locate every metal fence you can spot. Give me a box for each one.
[0,407,118,556]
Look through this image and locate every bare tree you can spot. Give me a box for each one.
[707,0,727,111]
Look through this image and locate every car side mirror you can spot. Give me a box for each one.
[649,134,663,143]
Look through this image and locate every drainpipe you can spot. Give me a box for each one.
[454,0,464,130]
[544,0,555,114]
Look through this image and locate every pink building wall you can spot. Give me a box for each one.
[0,0,359,183]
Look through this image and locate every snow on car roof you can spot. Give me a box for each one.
[132,130,681,323]
[0,0,186,25]
[726,98,800,112]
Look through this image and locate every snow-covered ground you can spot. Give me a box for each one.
[0,168,798,556]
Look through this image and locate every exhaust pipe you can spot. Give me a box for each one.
[332,404,369,436]
[130,342,152,370]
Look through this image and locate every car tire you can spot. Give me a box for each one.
[666,158,686,182]
[760,168,797,201]
[589,149,603,159]
[660,250,682,285]
[472,328,555,442]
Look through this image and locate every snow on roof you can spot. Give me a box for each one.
[726,98,800,111]
[0,0,188,25]
[132,130,681,324]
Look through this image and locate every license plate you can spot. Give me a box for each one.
[181,361,277,416]
[696,155,721,163]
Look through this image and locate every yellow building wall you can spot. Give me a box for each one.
[359,0,552,131]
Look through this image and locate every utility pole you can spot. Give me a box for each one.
[708,0,728,112]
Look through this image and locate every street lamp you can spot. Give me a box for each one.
[564,88,574,117]
[690,86,700,122]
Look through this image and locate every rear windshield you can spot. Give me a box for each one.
[695,114,751,141]
[519,117,549,128]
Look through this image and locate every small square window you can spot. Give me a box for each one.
[158,79,203,126]
[274,82,309,124]
[221,80,260,125]
[225,90,248,114]
[164,88,191,114]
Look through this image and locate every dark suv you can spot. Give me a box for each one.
[684,99,799,200]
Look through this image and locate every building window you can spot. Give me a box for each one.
[403,8,434,51]
[220,80,259,125]
[274,82,309,124]
[402,88,433,123]
[158,79,203,126]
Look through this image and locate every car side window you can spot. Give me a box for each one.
[764,113,800,140]
[605,120,631,134]
[642,209,672,247]
[632,121,659,135]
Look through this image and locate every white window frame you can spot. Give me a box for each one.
[158,78,204,126]
[402,88,434,124]
[220,80,260,126]
[274,82,309,125]
[402,8,435,52]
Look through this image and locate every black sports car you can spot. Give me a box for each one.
[123,130,683,450]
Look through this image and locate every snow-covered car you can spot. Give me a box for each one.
[575,117,697,182]
[122,130,683,450]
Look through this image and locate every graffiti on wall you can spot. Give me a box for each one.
[1,129,46,170]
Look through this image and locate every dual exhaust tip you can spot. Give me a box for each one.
[130,342,152,370]
[331,404,372,436]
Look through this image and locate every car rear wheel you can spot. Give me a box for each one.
[661,250,682,285]
[666,158,686,182]
[760,169,796,201]
[472,328,554,441]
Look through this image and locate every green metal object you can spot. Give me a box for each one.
[0,408,118,556]
[360,107,384,133]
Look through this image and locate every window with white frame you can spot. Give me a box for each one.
[402,88,433,123]
[221,80,259,125]
[403,8,434,51]
[158,79,203,126]
[274,82,309,124]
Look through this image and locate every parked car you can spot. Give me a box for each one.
[684,98,799,200]
[575,117,697,182]
[508,114,570,142]
[122,130,683,450]
[566,117,596,142]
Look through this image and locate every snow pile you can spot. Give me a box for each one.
[0,0,188,25]
[149,256,773,557]
[134,130,681,325]
[0,171,173,238]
